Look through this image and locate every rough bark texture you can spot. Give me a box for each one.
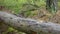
[0,11,60,34]
[46,0,58,14]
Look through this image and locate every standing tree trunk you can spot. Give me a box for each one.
[46,0,58,14]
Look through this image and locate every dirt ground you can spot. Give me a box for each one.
[30,8,60,24]
[49,10,60,23]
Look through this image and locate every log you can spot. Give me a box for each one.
[0,11,60,34]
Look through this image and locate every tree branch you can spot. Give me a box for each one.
[0,11,60,34]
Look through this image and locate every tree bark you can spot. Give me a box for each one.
[0,11,60,34]
[46,0,58,14]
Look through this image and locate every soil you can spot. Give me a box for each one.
[49,10,60,23]
[30,8,60,24]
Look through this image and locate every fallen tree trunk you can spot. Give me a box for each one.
[0,11,60,34]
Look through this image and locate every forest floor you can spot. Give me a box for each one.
[1,8,60,24]
[1,8,60,34]
[28,8,60,24]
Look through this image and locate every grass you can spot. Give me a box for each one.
[0,0,46,14]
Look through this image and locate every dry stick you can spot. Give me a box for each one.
[0,11,60,34]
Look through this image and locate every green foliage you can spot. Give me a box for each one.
[0,0,28,14]
[27,0,46,7]
[24,11,31,17]
[0,0,46,14]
